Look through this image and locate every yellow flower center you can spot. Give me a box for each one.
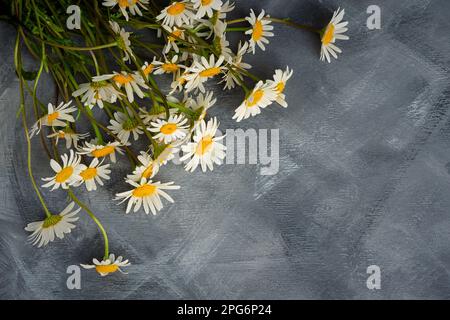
[80,167,97,181]
[43,215,62,228]
[321,24,335,45]
[160,123,178,135]
[168,29,183,42]
[55,166,74,183]
[246,89,264,107]
[47,112,59,123]
[143,64,154,76]
[201,0,213,5]
[196,136,213,155]
[113,74,133,85]
[199,67,221,78]
[92,146,115,158]
[252,20,263,41]
[167,2,185,15]
[276,82,285,94]
[95,264,119,274]
[162,63,179,73]
[132,184,157,197]
[141,164,154,179]
[118,0,137,7]
[58,132,66,138]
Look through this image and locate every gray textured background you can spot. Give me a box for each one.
[1,0,450,299]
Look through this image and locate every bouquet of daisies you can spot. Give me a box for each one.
[5,0,348,276]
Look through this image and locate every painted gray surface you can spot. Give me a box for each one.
[1,0,450,299]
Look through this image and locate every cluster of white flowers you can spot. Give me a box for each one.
[24,0,349,276]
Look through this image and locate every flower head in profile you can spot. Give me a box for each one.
[156,1,195,27]
[107,110,143,145]
[221,41,252,90]
[72,80,122,109]
[42,150,83,190]
[78,140,124,163]
[115,178,180,215]
[126,151,159,182]
[148,113,189,144]
[180,117,226,172]
[232,80,277,122]
[184,54,226,93]
[75,158,111,192]
[192,0,223,18]
[103,0,149,21]
[25,202,80,247]
[94,71,148,103]
[47,128,89,149]
[153,144,179,166]
[29,101,77,137]
[320,7,349,63]
[110,21,134,63]
[245,9,274,54]
[81,254,130,277]
[187,90,216,124]
[267,67,293,108]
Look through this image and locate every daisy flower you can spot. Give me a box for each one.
[29,101,77,137]
[153,144,179,166]
[156,1,195,27]
[139,105,176,125]
[75,158,111,192]
[180,117,226,172]
[148,114,189,144]
[115,178,180,215]
[245,9,274,54]
[221,41,252,90]
[141,61,154,77]
[320,7,349,63]
[184,54,226,93]
[126,151,159,182]
[107,111,143,145]
[187,90,216,123]
[24,202,80,248]
[198,0,234,38]
[267,67,293,108]
[94,71,148,103]
[42,150,83,190]
[192,0,223,18]
[232,80,277,122]
[103,0,148,21]
[72,80,122,109]
[47,128,89,149]
[110,21,134,63]
[162,25,186,54]
[78,140,124,163]
[152,55,185,80]
[81,254,130,276]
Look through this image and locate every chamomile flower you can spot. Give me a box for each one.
[221,41,252,90]
[267,67,293,108]
[232,80,277,122]
[24,202,80,248]
[42,150,83,190]
[103,0,148,21]
[198,0,234,38]
[75,158,111,191]
[152,55,185,80]
[79,140,124,163]
[126,151,159,181]
[162,25,186,54]
[141,61,155,77]
[187,91,216,123]
[153,144,179,166]
[47,128,89,149]
[320,7,349,63]
[245,9,274,54]
[95,71,148,103]
[107,111,143,145]
[184,54,226,93]
[180,117,226,172]
[115,178,180,215]
[139,105,176,125]
[148,114,189,144]
[109,21,134,63]
[72,80,122,109]
[29,101,77,137]
[81,254,130,276]
[192,0,223,18]
[156,1,195,27]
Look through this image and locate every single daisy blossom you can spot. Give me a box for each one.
[320,7,349,63]
[75,158,111,192]
[81,254,130,276]
[184,54,226,93]
[103,0,148,21]
[192,0,223,18]
[110,21,134,63]
[107,111,144,145]
[42,150,83,190]
[267,67,293,108]
[72,80,122,109]
[156,1,195,27]
[221,41,252,90]
[148,114,189,144]
[126,151,159,182]
[115,178,180,215]
[139,105,176,125]
[180,117,226,172]
[187,90,216,123]
[245,9,274,54]
[47,129,89,149]
[152,55,185,80]
[232,80,277,122]
[94,71,148,103]
[29,101,77,137]
[25,202,81,248]
[153,144,179,166]
[141,61,155,77]
[78,140,124,163]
